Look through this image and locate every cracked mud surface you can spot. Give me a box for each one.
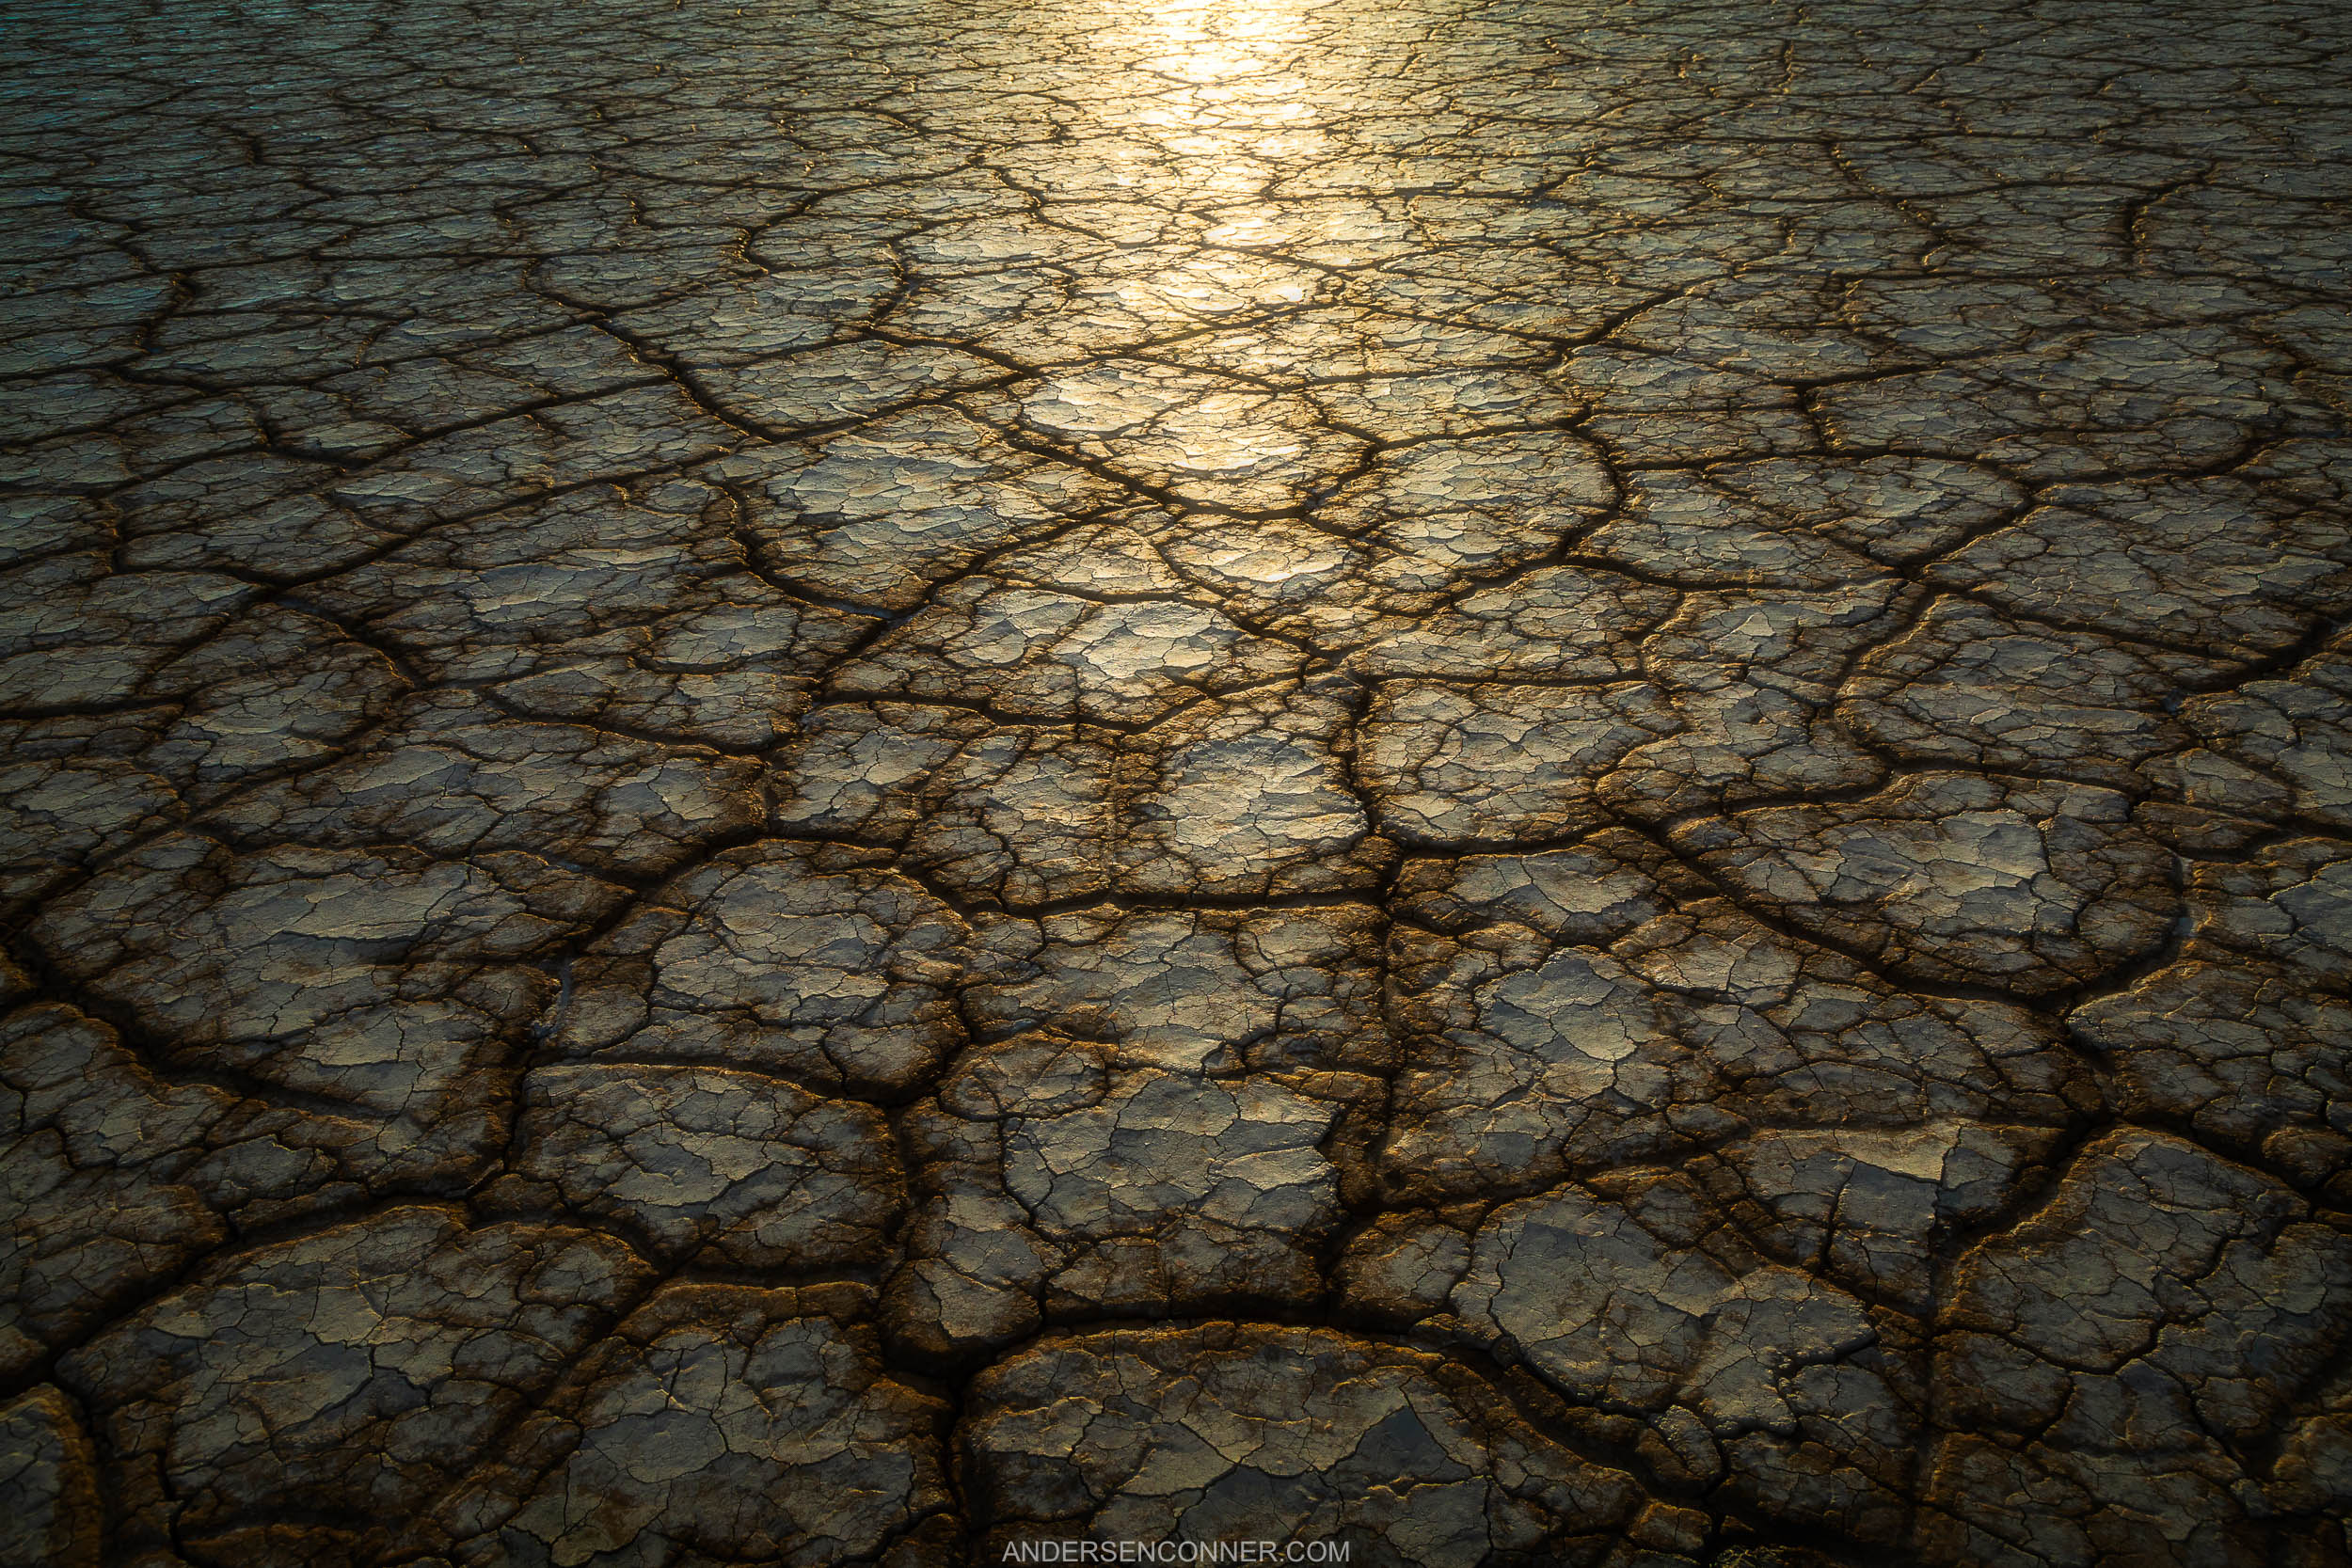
[3,1,2351,1563]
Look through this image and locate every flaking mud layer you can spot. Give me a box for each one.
[3,1,2351,1563]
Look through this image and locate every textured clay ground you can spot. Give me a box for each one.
[4,1,2352,1564]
